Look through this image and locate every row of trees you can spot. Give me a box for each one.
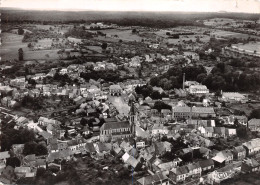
[135,85,168,99]
[64,27,93,39]
[150,62,260,92]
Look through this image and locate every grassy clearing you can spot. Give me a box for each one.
[0,32,29,60]
[102,29,143,42]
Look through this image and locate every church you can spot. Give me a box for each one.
[99,102,138,142]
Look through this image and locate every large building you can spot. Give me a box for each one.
[99,103,138,142]
[221,92,246,102]
[172,107,216,120]
[188,85,209,95]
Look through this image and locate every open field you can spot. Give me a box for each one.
[102,29,143,42]
[23,49,61,60]
[211,30,259,39]
[0,32,29,60]
[232,42,260,53]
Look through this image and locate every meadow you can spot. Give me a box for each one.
[102,29,143,42]
[0,33,29,61]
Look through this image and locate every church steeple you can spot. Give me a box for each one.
[129,100,136,137]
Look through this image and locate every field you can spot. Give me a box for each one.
[211,30,259,39]
[232,42,260,53]
[86,46,102,53]
[0,32,29,60]
[102,29,143,42]
[23,49,61,60]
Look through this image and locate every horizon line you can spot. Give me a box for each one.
[1,6,260,14]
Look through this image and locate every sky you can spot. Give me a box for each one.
[1,0,260,13]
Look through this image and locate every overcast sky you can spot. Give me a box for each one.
[2,0,260,13]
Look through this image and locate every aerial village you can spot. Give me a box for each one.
[1,12,260,185]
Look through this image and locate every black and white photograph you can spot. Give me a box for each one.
[0,0,260,184]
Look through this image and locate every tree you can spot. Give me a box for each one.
[6,157,21,168]
[36,167,46,178]
[18,48,24,61]
[250,109,260,119]
[35,144,48,156]
[23,142,37,155]
[153,101,172,112]
[18,27,24,35]
[27,43,32,48]
[101,42,108,50]
[150,91,161,100]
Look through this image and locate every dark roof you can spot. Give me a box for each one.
[85,143,96,153]
[199,159,214,168]
[104,117,118,123]
[100,121,130,130]
[234,146,246,153]
[175,166,189,175]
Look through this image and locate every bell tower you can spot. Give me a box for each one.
[129,101,137,137]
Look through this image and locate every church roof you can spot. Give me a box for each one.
[100,121,130,131]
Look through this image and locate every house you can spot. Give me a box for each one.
[85,143,96,155]
[38,117,61,126]
[0,151,10,172]
[241,158,260,173]
[15,116,29,126]
[73,96,86,105]
[14,167,32,178]
[192,107,216,118]
[152,87,164,94]
[188,85,209,95]
[109,85,122,96]
[136,141,146,149]
[184,81,200,87]
[157,158,182,172]
[129,56,141,68]
[198,159,214,173]
[59,68,68,75]
[222,115,248,126]
[122,153,141,170]
[232,146,246,160]
[35,159,46,169]
[169,165,189,183]
[242,138,260,156]
[187,162,202,178]
[151,124,169,136]
[137,172,169,185]
[212,150,233,167]
[172,106,191,119]
[248,119,260,132]
[213,127,226,138]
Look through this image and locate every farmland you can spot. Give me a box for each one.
[0,33,29,60]
[211,30,259,39]
[102,29,143,42]
[232,42,260,53]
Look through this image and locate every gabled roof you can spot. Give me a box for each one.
[234,146,246,153]
[137,172,168,185]
[100,121,130,130]
[175,166,189,175]
[199,159,214,168]
[248,119,260,127]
